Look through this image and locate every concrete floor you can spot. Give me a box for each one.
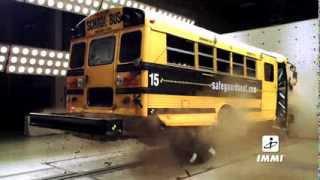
[0,130,317,180]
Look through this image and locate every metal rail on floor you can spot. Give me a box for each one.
[43,161,142,180]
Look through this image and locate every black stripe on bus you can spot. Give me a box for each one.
[67,89,84,95]
[117,62,262,99]
[116,87,260,98]
[148,108,216,114]
[67,69,84,76]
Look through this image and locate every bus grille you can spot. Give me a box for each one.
[87,87,113,107]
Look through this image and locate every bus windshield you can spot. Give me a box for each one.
[70,42,85,68]
[89,36,116,66]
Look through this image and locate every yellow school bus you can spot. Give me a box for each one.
[29,7,297,159]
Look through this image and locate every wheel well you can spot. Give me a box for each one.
[217,104,233,121]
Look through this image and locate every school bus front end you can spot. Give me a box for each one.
[28,7,152,136]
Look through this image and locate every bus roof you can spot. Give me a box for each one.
[82,7,287,63]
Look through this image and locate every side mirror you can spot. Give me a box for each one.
[288,64,297,90]
[293,71,297,80]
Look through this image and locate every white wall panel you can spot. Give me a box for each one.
[223,19,318,138]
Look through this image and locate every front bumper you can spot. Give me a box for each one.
[27,112,149,136]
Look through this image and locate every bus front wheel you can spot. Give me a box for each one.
[216,106,247,140]
[168,128,215,164]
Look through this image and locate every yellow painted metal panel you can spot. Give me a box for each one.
[158,113,217,126]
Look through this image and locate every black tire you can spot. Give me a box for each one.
[168,128,215,164]
[216,106,247,141]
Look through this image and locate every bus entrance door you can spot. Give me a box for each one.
[276,62,288,127]
[85,33,119,109]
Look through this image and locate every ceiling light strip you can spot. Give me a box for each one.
[17,0,195,24]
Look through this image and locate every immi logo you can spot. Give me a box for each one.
[256,135,284,163]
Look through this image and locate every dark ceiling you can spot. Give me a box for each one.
[141,0,318,33]
[0,0,317,50]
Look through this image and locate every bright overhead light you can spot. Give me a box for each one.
[132,2,138,8]
[10,56,18,63]
[40,50,47,57]
[47,60,53,66]
[22,48,30,55]
[0,56,5,63]
[29,58,36,65]
[49,51,55,58]
[38,59,45,66]
[53,69,59,75]
[57,52,63,59]
[55,61,62,67]
[82,7,89,14]
[74,5,81,13]
[57,1,64,9]
[37,0,45,5]
[139,4,145,10]
[144,6,151,12]
[61,70,67,76]
[20,57,28,64]
[45,68,51,74]
[18,66,26,73]
[85,0,92,6]
[36,68,43,74]
[93,0,100,8]
[63,62,69,68]
[31,49,39,56]
[120,0,125,5]
[8,65,16,72]
[18,0,196,24]
[12,47,20,54]
[0,64,3,71]
[0,46,8,54]
[126,0,132,6]
[90,9,97,15]
[66,3,73,11]
[65,53,70,60]
[47,0,55,7]
[102,3,109,9]
[28,67,35,74]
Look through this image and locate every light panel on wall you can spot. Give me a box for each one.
[7,45,69,76]
[0,44,9,72]
[17,0,195,25]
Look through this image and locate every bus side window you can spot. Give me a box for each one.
[198,44,214,71]
[120,31,142,63]
[264,63,274,82]
[217,48,230,73]
[232,53,244,76]
[166,34,195,67]
[246,57,256,78]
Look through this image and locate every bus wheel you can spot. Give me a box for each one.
[169,128,215,164]
[217,106,247,141]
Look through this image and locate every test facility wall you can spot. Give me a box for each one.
[223,19,318,138]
